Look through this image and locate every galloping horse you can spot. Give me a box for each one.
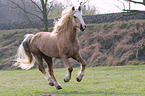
[14,6,86,90]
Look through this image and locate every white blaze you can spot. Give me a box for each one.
[74,11,86,27]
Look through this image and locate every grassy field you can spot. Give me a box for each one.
[1,65,145,96]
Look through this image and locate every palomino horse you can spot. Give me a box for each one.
[14,6,86,90]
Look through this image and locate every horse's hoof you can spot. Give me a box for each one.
[76,77,81,82]
[49,82,54,86]
[56,85,63,90]
[64,79,68,82]
[64,78,70,82]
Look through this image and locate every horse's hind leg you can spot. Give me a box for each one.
[33,53,53,86]
[43,55,62,90]
[73,54,86,82]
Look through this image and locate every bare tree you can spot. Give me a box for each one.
[9,0,54,31]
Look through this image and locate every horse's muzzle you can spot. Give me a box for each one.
[80,24,86,31]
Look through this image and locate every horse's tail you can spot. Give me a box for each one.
[14,34,35,70]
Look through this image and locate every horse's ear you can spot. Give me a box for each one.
[78,6,81,11]
[72,7,75,11]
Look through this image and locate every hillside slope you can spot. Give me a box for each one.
[0,20,145,69]
[79,20,145,67]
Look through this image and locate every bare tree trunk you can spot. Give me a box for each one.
[41,0,48,31]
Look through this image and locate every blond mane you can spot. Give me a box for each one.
[52,7,73,35]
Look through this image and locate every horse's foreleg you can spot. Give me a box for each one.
[62,56,73,82]
[73,54,86,82]
[43,56,62,90]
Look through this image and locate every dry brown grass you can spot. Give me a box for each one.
[79,20,145,66]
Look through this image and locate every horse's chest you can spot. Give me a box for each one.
[63,43,79,56]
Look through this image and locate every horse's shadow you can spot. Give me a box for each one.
[36,90,142,96]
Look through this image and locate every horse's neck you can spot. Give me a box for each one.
[65,18,77,42]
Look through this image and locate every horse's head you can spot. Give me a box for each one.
[72,6,86,31]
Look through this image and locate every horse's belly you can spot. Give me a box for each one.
[39,45,60,58]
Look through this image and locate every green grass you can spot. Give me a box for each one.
[1,66,145,96]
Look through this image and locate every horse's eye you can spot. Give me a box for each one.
[74,16,76,18]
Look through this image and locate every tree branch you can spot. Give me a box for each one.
[9,0,43,20]
[47,1,54,15]
[117,0,145,13]
[25,11,43,31]
[80,0,90,7]
[21,0,43,31]
[29,1,42,14]
[30,0,43,12]
[125,0,145,5]
[44,0,47,6]
[27,1,42,14]
[116,0,126,10]
[9,0,43,30]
